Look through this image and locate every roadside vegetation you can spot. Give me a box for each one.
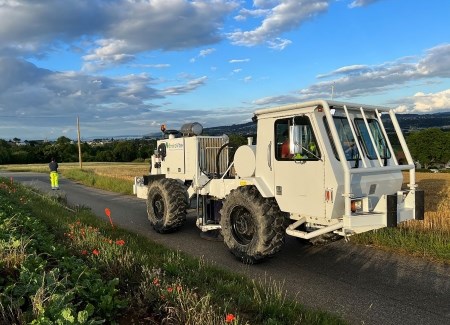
[0,177,345,324]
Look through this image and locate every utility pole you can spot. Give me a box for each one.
[77,116,83,169]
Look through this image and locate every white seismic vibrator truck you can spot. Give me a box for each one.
[134,99,424,264]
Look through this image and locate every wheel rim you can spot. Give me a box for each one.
[230,206,255,245]
[152,193,165,221]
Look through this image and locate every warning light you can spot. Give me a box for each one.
[160,124,166,132]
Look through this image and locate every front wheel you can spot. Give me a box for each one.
[146,178,187,233]
[220,186,288,264]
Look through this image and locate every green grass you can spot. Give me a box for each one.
[352,225,450,262]
[62,168,134,195]
[0,178,346,324]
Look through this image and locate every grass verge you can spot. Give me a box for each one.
[0,178,346,324]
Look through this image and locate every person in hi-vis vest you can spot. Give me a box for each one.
[49,157,59,190]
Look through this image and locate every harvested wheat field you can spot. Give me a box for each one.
[405,172,450,234]
[72,162,150,181]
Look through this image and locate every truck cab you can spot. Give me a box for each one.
[246,100,423,238]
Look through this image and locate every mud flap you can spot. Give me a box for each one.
[415,189,425,221]
[386,194,397,227]
[144,174,165,185]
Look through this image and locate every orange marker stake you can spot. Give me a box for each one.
[104,208,114,228]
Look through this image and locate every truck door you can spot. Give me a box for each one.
[273,115,325,217]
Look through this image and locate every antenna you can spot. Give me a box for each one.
[331,82,335,100]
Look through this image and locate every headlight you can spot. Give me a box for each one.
[351,199,363,213]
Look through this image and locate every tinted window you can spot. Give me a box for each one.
[324,117,359,160]
[355,119,391,159]
[275,116,320,161]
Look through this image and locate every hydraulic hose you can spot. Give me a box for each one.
[215,142,230,178]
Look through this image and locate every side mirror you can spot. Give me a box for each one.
[291,125,304,156]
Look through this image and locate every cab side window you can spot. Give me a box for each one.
[275,116,320,161]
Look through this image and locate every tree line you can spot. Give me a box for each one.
[0,136,156,164]
[0,129,449,169]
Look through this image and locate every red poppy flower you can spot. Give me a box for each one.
[116,239,125,246]
[225,314,235,323]
[92,249,100,256]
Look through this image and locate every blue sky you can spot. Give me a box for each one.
[0,0,449,140]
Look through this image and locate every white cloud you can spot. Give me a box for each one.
[229,59,250,63]
[0,57,161,127]
[234,8,270,21]
[162,76,208,95]
[412,89,450,113]
[199,48,216,57]
[190,48,216,63]
[267,38,292,50]
[317,65,370,78]
[298,44,450,100]
[228,0,329,48]
[252,94,301,106]
[252,43,450,110]
[0,0,238,69]
[349,0,382,8]
[131,63,171,69]
[394,104,408,113]
[253,0,280,9]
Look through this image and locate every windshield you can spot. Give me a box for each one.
[324,117,358,160]
[355,119,391,160]
[324,116,391,161]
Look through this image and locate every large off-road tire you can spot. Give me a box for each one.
[220,186,288,264]
[146,178,188,233]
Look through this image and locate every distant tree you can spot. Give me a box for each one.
[55,136,72,145]
[11,150,32,164]
[113,141,137,162]
[41,143,60,162]
[136,139,155,160]
[0,140,11,164]
[228,134,248,160]
[407,128,450,169]
[96,150,114,162]
[53,136,77,162]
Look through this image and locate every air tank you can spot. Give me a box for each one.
[234,145,256,178]
[180,122,203,136]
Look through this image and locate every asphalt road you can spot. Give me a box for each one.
[2,171,450,325]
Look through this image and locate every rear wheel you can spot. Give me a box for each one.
[146,178,187,233]
[220,186,288,264]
